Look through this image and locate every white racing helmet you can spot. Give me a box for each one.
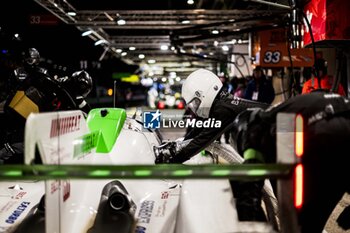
[181,69,223,118]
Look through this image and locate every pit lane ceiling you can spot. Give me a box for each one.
[32,0,296,77]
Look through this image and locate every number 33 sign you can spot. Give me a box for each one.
[263,50,281,64]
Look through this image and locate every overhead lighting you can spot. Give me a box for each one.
[94,39,107,46]
[213,41,219,46]
[103,12,114,21]
[148,59,156,64]
[161,77,167,82]
[82,30,93,36]
[160,45,168,50]
[67,12,76,16]
[171,46,175,51]
[181,20,190,24]
[211,30,219,34]
[121,52,127,56]
[138,54,145,59]
[117,19,126,25]
[222,45,229,51]
[187,0,194,5]
[116,49,122,53]
[129,46,136,51]
[175,77,181,82]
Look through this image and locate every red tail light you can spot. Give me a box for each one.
[294,163,304,209]
[295,114,304,157]
[157,101,165,109]
[177,101,184,109]
[294,114,304,209]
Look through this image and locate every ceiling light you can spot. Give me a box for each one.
[116,49,122,53]
[160,45,168,50]
[94,39,107,46]
[213,41,219,46]
[211,30,219,34]
[161,77,167,82]
[82,30,93,36]
[222,45,229,51]
[171,46,175,51]
[181,20,190,24]
[187,0,194,5]
[117,19,126,25]
[148,59,156,64]
[121,52,127,56]
[67,12,76,16]
[129,46,136,51]
[138,54,145,59]
[175,77,181,82]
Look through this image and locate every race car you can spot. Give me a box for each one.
[0,108,280,233]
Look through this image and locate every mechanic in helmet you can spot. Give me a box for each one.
[302,58,346,96]
[56,70,92,114]
[154,68,269,163]
[154,69,271,222]
[0,49,93,164]
[231,92,350,232]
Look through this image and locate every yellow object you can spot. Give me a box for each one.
[107,88,113,96]
[121,74,140,83]
[9,91,39,119]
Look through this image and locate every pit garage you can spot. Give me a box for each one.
[0,0,350,232]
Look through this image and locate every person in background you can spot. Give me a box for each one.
[0,48,92,164]
[302,58,346,96]
[232,77,247,98]
[216,72,232,144]
[244,66,275,104]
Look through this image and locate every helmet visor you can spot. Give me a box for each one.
[186,97,201,115]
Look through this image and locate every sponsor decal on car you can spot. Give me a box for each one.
[50,115,81,138]
[14,192,27,200]
[137,200,155,224]
[73,131,98,158]
[5,202,30,224]
[135,226,147,233]
[161,191,169,199]
[155,200,168,218]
